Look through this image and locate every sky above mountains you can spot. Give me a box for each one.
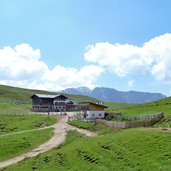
[1,0,171,95]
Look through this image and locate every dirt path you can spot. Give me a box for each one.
[0,116,96,169]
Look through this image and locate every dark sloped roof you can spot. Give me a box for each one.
[31,94,68,99]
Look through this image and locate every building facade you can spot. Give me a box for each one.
[79,102,107,119]
[31,94,79,112]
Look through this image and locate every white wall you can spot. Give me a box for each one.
[82,110,105,119]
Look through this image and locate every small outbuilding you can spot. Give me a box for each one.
[79,102,108,119]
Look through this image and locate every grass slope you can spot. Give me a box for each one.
[0,115,56,135]
[5,129,171,171]
[0,128,53,161]
[106,97,171,117]
[106,98,171,127]
[0,84,99,104]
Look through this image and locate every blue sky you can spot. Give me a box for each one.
[1,0,171,96]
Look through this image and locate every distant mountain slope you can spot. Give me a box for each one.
[62,87,166,104]
[63,87,91,96]
[0,84,99,104]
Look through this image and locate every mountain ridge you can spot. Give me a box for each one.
[62,87,166,104]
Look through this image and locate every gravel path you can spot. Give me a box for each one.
[0,116,97,169]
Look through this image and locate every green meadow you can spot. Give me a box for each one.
[5,129,171,171]
[1,84,171,171]
[106,97,171,117]
[0,128,53,161]
[0,114,56,135]
[0,114,56,162]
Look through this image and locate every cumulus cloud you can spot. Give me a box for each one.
[42,65,104,89]
[84,43,150,77]
[0,43,48,80]
[0,43,104,90]
[1,33,171,91]
[84,33,171,83]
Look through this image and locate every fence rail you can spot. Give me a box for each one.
[112,112,164,121]
[96,112,164,129]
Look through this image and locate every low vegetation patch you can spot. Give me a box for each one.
[0,115,56,135]
[5,129,171,171]
[152,117,171,128]
[0,128,53,161]
[68,120,118,135]
[68,120,95,130]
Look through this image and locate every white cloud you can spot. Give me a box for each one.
[84,33,171,83]
[42,65,104,90]
[0,43,104,90]
[128,80,135,87]
[1,33,171,92]
[84,42,149,77]
[0,43,48,80]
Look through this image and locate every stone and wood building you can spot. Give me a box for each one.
[31,94,79,112]
[31,94,108,119]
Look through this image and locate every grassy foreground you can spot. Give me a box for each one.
[0,128,53,161]
[0,115,57,135]
[5,129,171,171]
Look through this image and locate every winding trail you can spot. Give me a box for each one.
[0,116,97,169]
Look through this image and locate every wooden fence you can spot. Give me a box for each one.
[96,112,164,129]
[111,112,164,120]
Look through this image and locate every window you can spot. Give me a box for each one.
[92,113,95,117]
[99,113,102,116]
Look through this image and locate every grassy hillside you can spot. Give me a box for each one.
[5,129,171,171]
[106,96,171,117]
[0,84,99,104]
[105,102,133,110]
[1,84,171,118]
[0,84,100,114]
[1,84,171,171]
